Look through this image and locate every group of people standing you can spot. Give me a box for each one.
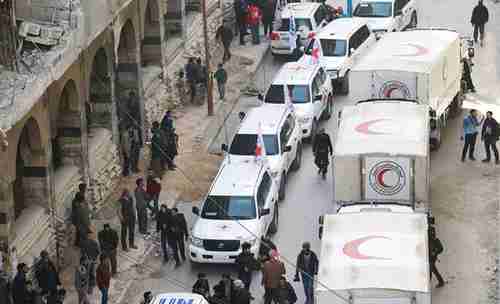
[234,0,277,46]
[150,110,179,178]
[462,109,499,164]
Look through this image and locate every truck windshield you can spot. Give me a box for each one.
[229,134,280,155]
[287,85,311,103]
[320,39,347,56]
[353,2,392,18]
[201,196,257,220]
[278,18,313,32]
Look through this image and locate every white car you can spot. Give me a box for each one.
[271,2,331,57]
[353,0,417,39]
[189,161,279,264]
[299,18,376,94]
[261,62,334,141]
[223,104,302,200]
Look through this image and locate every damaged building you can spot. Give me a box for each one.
[0,0,222,265]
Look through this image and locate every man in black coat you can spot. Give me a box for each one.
[470,0,489,45]
[157,205,172,263]
[294,242,318,304]
[168,208,189,266]
[98,223,119,275]
[0,269,12,304]
[35,250,61,304]
[312,129,333,178]
[481,111,499,164]
[216,23,234,62]
[235,242,259,290]
[12,263,30,304]
[429,227,445,288]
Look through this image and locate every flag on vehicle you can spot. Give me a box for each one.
[255,122,267,161]
[310,39,320,65]
[289,12,297,50]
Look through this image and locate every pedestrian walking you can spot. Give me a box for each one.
[481,111,499,164]
[277,276,297,304]
[75,258,90,304]
[128,125,142,174]
[192,272,211,299]
[262,250,286,304]
[235,242,259,290]
[462,57,476,93]
[470,0,488,46]
[120,124,132,176]
[76,193,92,245]
[80,229,100,296]
[72,183,87,247]
[214,63,228,100]
[232,279,252,304]
[294,242,318,304]
[12,263,30,304]
[125,91,141,126]
[247,2,262,44]
[151,122,165,178]
[461,109,483,162]
[169,207,189,266]
[157,204,172,263]
[96,256,112,304]
[216,23,234,62]
[135,178,150,235]
[98,223,119,276]
[186,58,198,103]
[165,128,179,170]
[262,0,276,37]
[429,227,445,288]
[235,0,249,45]
[118,189,138,251]
[146,176,162,232]
[0,269,11,304]
[34,250,61,304]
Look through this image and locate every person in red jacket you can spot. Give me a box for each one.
[146,176,162,232]
[247,2,262,44]
[96,256,112,304]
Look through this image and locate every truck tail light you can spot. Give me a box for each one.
[270,32,280,40]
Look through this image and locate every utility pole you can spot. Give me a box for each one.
[202,0,214,116]
[0,0,18,72]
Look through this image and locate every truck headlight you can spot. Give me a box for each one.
[298,116,312,124]
[191,236,203,248]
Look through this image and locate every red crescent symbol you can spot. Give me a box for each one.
[343,236,392,260]
[355,119,392,135]
[395,43,429,57]
[376,168,391,187]
[385,87,400,98]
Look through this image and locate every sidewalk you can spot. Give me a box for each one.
[58,38,270,304]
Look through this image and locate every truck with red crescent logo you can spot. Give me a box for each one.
[332,99,430,213]
[316,210,431,304]
[348,29,474,150]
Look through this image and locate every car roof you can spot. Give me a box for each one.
[209,161,266,196]
[281,2,321,18]
[238,104,290,135]
[272,62,319,85]
[317,18,368,39]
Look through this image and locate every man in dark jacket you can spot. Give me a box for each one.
[235,242,259,290]
[313,129,333,178]
[135,178,150,235]
[168,208,189,266]
[12,263,29,304]
[294,242,318,304]
[262,0,276,37]
[98,223,119,276]
[186,58,197,103]
[0,269,12,304]
[429,227,445,288]
[151,121,165,178]
[278,276,297,304]
[232,279,251,304]
[118,189,137,251]
[234,0,249,45]
[72,183,87,247]
[481,111,499,164]
[216,24,234,62]
[35,251,61,304]
[157,204,172,263]
[471,0,489,45]
[165,128,179,170]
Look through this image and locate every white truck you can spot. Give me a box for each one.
[349,29,474,149]
[333,99,430,213]
[317,209,431,304]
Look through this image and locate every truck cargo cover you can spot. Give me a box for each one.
[352,30,459,74]
[334,101,429,156]
[318,212,429,292]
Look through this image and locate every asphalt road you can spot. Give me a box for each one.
[123,0,500,303]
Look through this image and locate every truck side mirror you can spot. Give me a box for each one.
[192,206,200,215]
[221,144,228,151]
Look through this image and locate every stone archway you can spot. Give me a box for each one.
[142,0,162,66]
[13,117,48,219]
[88,48,112,131]
[52,79,81,171]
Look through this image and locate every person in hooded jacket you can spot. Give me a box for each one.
[481,111,499,164]
[294,242,318,304]
[470,0,489,46]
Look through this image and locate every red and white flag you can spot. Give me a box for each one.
[310,39,320,65]
[255,122,267,161]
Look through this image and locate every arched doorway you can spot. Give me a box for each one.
[142,0,162,66]
[88,48,112,131]
[52,80,81,171]
[13,118,48,219]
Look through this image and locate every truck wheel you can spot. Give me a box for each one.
[409,12,418,28]
[291,142,302,171]
[341,71,350,95]
[268,206,279,235]
[278,173,287,201]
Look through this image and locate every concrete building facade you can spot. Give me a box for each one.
[0,0,222,266]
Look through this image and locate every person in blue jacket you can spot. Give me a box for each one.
[461,109,483,162]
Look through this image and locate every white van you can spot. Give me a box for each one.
[223,104,302,200]
[261,62,334,141]
[189,161,279,264]
[353,0,417,38]
[299,18,376,94]
[151,293,209,304]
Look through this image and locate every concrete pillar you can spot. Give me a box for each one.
[160,0,168,80]
[135,2,147,143]
[79,55,91,186]
[109,31,120,149]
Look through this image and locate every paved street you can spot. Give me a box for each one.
[122,0,500,303]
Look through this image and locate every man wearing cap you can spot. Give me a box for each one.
[98,224,119,276]
[262,250,286,304]
[294,242,319,304]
